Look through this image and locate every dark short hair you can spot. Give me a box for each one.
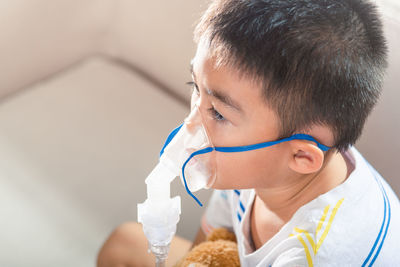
[194,0,387,151]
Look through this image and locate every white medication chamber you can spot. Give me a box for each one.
[137,105,216,266]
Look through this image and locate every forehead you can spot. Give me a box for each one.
[192,37,263,86]
[191,41,267,111]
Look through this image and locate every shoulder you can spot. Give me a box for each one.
[266,148,400,266]
[309,147,400,265]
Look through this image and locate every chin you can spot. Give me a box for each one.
[208,175,250,190]
[209,182,243,191]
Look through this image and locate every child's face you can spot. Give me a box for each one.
[190,43,290,190]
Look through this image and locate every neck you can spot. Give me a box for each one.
[250,150,350,250]
[255,150,349,223]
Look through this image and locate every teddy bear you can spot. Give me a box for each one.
[174,227,240,267]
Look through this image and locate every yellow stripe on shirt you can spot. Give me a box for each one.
[316,198,344,252]
[293,234,314,267]
[295,227,316,254]
[316,205,330,236]
[289,198,345,266]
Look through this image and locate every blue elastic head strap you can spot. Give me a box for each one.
[160,124,330,207]
[159,124,183,158]
[214,133,330,153]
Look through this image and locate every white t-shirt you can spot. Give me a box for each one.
[201,147,400,266]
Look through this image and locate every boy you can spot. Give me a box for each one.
[98,0,400,266]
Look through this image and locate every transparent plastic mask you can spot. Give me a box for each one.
[160,105,216,193]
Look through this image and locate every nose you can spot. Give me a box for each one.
[184,104,203,133]
[183,104,214,150]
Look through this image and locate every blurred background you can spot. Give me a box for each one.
[0,0,398,266]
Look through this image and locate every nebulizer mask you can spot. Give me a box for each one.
[137,102,331,266]
[137,104,216,266]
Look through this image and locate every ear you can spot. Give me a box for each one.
[287,140,324,174]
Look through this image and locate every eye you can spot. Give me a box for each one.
[208,106,226,123]
[186,81,227,124]
[186,81,199,95]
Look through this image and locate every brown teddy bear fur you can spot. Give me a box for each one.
[175,228,240,267]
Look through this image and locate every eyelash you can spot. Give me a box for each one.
[185,81,227,123]
[208,107,226,122]
[186,81,199,94]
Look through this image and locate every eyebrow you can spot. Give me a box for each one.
[190,62,243,112]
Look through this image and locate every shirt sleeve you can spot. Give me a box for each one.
[201,189,234,235]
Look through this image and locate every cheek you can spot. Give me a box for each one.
[212,147,281,189]
[206,123,245,147]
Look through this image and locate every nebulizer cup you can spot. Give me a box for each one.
[137,105,216,266]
